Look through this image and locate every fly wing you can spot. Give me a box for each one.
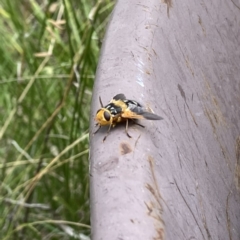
[111,94,128,111]
[124,103,163,120]
[113,94,126,101]
[140,111,163,120]
[121,108,145,119]
[111,96,163,120]
[124,99,142,107]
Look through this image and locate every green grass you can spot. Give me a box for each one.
[0,0,114,239]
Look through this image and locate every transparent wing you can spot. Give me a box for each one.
[111,95,163,120]
[121,108,145,119]
[113,94,126,101]
[124,103,163,120]
[140,111,163,120]
[123,99,142,107]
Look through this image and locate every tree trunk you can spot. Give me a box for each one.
[90,0,240,239]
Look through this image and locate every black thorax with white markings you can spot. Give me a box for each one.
[105,103,122,116]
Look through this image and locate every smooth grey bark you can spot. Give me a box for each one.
[89,0,240,239]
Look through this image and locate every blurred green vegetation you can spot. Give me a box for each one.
[0,0,114,239]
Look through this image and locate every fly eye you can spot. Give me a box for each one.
[103,111,111,121]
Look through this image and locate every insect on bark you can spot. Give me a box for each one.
[94,93,163,141]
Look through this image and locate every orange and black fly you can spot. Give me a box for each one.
[94,93,163,141]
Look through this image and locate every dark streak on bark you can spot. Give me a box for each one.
[174,179,206,240]
[230,0,240,10]
[235,136,240,190]
[178,84,198,127]
[162,0,173,18]
[226,192,232,240]
[195,184,212,240]
[146,156,165,240]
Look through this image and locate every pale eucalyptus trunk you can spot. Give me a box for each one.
[89,0,240,239]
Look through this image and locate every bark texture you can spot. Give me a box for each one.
[90,0,240,239]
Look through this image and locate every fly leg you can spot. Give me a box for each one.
[103,124,112,141]
[125,119,132,138]
[93,124,101,134]
[131,119,145,128]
